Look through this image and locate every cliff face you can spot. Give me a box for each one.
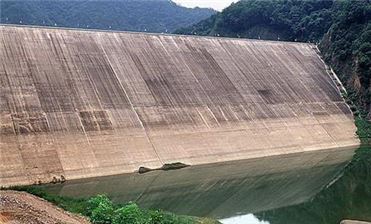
[0,26,359,187]
[175,0,371,119]
[320,24,371,119]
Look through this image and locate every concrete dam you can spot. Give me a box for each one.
[0,25,360,187]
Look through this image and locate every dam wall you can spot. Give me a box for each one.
[0,25,360,186]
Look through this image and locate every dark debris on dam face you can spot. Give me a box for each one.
[0,25,360,187]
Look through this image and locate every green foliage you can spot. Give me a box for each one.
[7,187,209,224]
[176,0,334,41]
[319,1,371,117]
[110,202,197,224]
[0,0,215,33]
[84,197,199,224]
[148,210,168,224]
[112,203,145,224]
[355,117,371,144]
[176,0,371,118]
[87,195,115,224]
[10,185,88,214]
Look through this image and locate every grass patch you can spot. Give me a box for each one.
[10,185,88,214]
[355,116,371,145]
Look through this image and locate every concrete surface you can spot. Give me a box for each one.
[0,25,360,187]
[341,220,371,224]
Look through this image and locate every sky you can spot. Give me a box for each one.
[173,0,236,11]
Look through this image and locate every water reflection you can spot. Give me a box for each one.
[254,145,371,224]
[221,214,270,224]
[43,146,357,223]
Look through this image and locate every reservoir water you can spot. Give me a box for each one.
[42,146,370,224]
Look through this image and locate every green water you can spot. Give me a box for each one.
[40,145,371,224]
[253,145,371,224]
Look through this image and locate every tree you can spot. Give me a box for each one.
[86,195,114,224]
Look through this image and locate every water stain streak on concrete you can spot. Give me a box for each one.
[0,26,359,186]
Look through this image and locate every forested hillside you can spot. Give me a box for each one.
[176,0,371,119]
[0,0,215,33]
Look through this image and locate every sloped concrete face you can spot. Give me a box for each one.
[341,221,371,224]
[0,26,360,187]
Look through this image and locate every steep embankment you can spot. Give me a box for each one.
[175,0,371,119]
[319,2,371,119]
[0,0,215,33]
[0,191,90,224]
[0,26,359,187]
